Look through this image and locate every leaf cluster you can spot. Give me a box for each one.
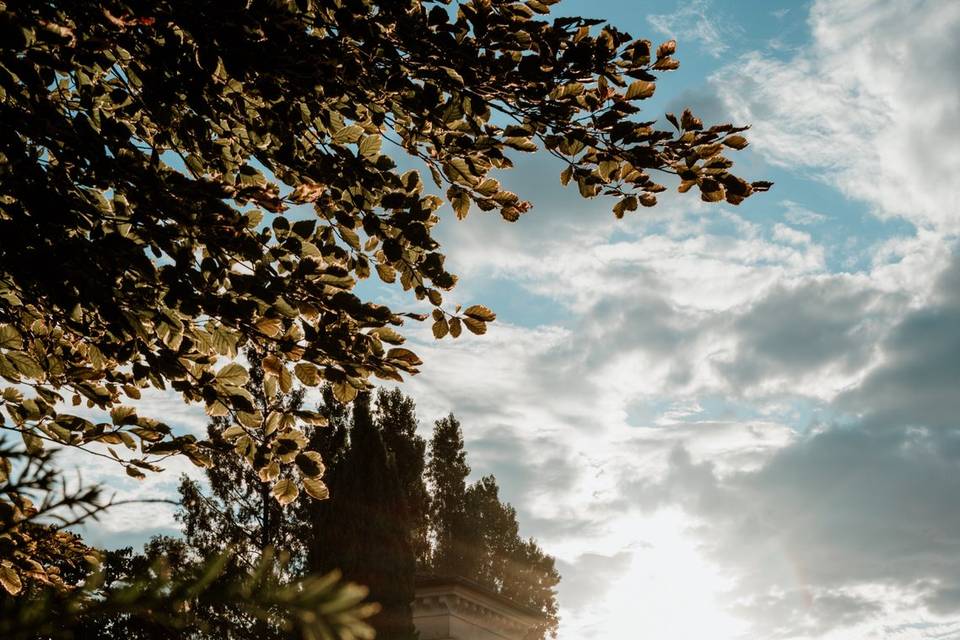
[0,0,767,595]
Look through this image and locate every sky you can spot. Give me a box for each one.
[68,1,960,638]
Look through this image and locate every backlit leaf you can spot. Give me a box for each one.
[624,80,655,100]
[294,362,320,386]
[272,478,299,506]
[0,564,22,595]
[463,317,487,335]
[463,305,496,321]
[217,363,249,387]
[303,476,330,500]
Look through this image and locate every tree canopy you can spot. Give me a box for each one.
[77,385,558,640]
[0,0,768,613]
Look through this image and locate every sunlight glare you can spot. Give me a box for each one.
[592,510,748,640]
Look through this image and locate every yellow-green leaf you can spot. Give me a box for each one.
[255,317,283,337]
[294,362,320,386]
[296,450,326,478]
[272,478,299,506]
[0,325,22,350]
[217,363,248,386]
[723,135,749,150]
[624,80,655,100]
[21,431,43,455]
[359,134,381,159]
[258,461,280,482]
[303,476,330,500]
[449,317,463,338]
[463,305,496,322]
[331,124,363,144]
[0,564,22,595]
[463,317,487,335]
[338,224,361,251]
[376,263,396,283]
[386,348,422,366]
[371,326,404,345]
[221,424,246,440]
[332,381,358,403]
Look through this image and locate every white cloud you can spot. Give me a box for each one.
[648,0,735,58]
[782,200,828,226]
[712,0,960,232]
[773,223,812,246]
[397,2,960,637]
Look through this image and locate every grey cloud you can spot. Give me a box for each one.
[718,277,898,388]
[466,425,581,508]
[604,256,960,635]
[402,254,948,637]
[835,254,960,429]
[728,588,884,639]
[558,260,904,401]
[555,551,633,612]
[552,274,700,387]
[636,425,960,637]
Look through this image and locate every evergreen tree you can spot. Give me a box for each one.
[507,539,561,640]
[464,476,560,640]
[86,390,557,640]
[72,537,192,640]
[306,385,352,475]
[309,392,417,640]
[374,388,431,570]
[463,475,519,589]
[426,414,471,577]
[427,424,561,640]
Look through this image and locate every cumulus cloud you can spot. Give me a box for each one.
[399,1,960,636]
[835,253,960,429]
[611,250,960,638]
[782,200,829,227]
[712,0,960,231]
[713,274,904,398]
[644,422,960,638]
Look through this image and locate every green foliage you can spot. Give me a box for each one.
[0,444,113,596]
[181,348,320,575]
[375,388,431,569]
[176,384,558,639]
[463,476,560,640]
[0,440,375,640]
[308,392,417,640]
[426,419,559,639]
[1,545,377,640]
[172,383,415,640]
[427,414,471,577]
[0,0,766,484]
[1,0,767,628]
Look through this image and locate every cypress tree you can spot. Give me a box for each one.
[374,388,431,570]
[426,414,471,577]
[310,392,417,640]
